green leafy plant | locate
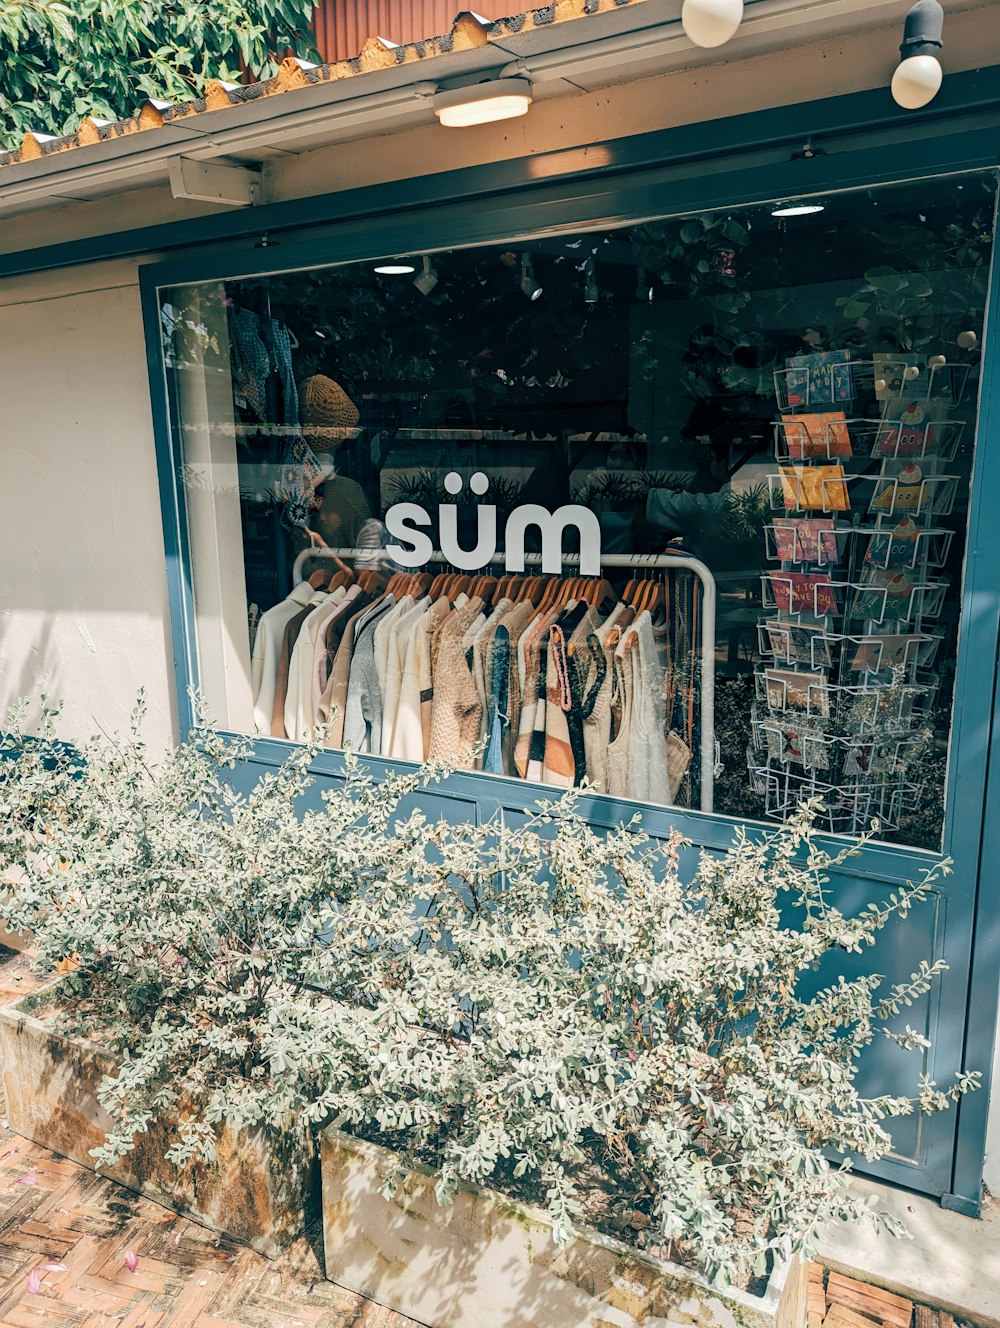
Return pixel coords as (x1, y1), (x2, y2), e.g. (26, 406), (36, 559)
(716, 483), (770, 543)
(0, 699), (978, 1288)
(0, 0), (318, 150)
(631, 213), (769, 401)
(576, 470), (691, 506)
(834, 190), (995, 352)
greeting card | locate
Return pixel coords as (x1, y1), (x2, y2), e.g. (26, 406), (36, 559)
(871, 463), (933, 516)
(873, 353), (923, 400)
(780, 413), (852, 460)
(765, 667), (830, 716)
(773, 518), (839, 564)
(780, 464), (850, 512)
(768, 572), (838, 616)
(865, 517), (921, 569)
(852, 569), (917, 621)
(762, 720), (831, 770)
(765, 620), (832, 667)
(785, 351), (854, 406)
(850, 634), (918, 673)
(874, 400), (944, 459)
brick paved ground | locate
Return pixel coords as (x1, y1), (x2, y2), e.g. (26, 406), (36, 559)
(0, 1118), (420, 1327)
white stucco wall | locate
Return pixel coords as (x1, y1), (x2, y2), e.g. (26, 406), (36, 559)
(0, 262), (176, 750)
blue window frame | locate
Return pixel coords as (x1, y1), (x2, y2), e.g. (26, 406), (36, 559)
(132, 74), (1000, 1213)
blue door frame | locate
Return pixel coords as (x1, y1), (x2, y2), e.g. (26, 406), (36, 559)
(114, 72), (1000, 1214)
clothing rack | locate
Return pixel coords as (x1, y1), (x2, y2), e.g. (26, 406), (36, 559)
(292, 547), (717, 814)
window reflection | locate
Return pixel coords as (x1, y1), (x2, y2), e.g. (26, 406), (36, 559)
(163, 173), (998, 850)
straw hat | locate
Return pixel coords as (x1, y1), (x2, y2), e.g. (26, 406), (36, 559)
(299, 374), (360, 446)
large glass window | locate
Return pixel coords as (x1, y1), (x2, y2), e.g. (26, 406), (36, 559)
(160, 172), (997, 849)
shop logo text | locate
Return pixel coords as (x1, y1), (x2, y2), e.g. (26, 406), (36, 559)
(385, 471), (601, 575)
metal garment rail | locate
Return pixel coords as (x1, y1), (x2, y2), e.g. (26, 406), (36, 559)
(292, 547), (717, 813)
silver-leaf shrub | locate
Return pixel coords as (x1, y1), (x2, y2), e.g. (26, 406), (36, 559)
(0, 697), (977, 1286)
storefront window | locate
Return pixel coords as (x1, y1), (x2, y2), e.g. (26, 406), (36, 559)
(159, 172), (998, 850)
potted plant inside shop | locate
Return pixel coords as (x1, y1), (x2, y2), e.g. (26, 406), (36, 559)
(0, 699), (976, 1320)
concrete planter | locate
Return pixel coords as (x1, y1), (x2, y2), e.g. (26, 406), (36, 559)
(0, 985), (313, 1258)
(321, 1126), (808, 1328)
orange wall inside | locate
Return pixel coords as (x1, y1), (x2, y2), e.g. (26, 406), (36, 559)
(313, 1), (492, 61)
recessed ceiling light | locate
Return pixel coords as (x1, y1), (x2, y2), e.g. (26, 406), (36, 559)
(771, 203), (826, 217)
(434, 78), (532, 128)
(374, 261), (416, 275)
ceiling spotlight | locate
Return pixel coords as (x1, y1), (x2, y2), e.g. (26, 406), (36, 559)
(413, 255), (439, 296)
(520, 255), (543, 301)
(374, 259), (416, 275)
(681, 0), (744, 48)
(771, 202), (826, 217)
(434, 77), (533, 128)
(891, 0), (944, 110)
(584, 257), (599, 305)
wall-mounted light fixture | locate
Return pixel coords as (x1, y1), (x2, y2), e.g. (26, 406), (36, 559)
(520, 255), (543, 301)
(434, 77), (533, 128)
(891, 0), (944, 110)
(681, 0), (744, 48)
(413, 255), (439, 296)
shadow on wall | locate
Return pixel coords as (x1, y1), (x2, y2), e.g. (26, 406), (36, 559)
(0, 613), (62, 730)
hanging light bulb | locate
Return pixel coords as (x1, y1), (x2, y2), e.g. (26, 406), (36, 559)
(520, 255), (543, 301)
(891, 0), (944, 110)
(584, 257), (599, 305)
(635, 267), (654, 303)
(681, 0), (743, 48)
(413, 255), (439, 296)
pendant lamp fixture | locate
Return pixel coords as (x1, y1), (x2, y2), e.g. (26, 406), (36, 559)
(681, 0), (744, 48)
(891, 0), (944, 110)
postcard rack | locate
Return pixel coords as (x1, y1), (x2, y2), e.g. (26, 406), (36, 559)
(747, 350), (970, 834)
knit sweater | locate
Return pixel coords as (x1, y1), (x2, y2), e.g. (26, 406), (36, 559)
(428, 598), (485, 769)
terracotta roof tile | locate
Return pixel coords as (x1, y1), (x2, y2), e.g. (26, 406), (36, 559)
(0, 1), (642, 170)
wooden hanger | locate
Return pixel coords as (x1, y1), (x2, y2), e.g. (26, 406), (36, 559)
(307, 568), (329, 589)
(428, 571), (450, 600)
(639, 574), (662, 617)
(538, 577), (560, 612)
(357, 570), (388, 595)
